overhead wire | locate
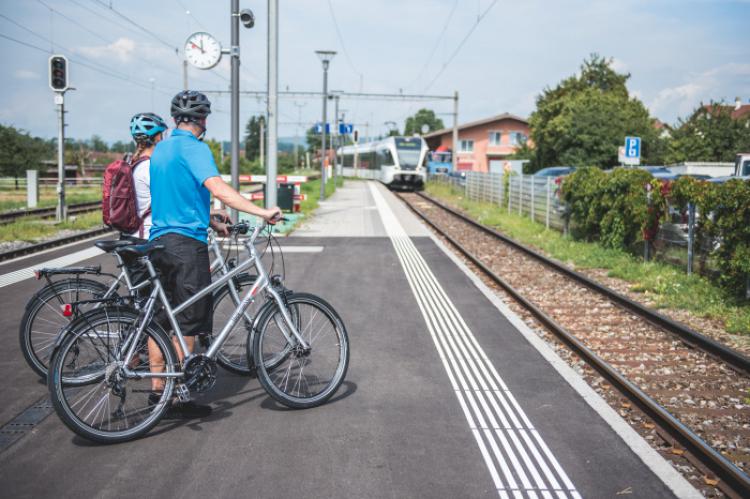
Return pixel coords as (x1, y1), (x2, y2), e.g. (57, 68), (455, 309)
(36, 0), (110, 44)
(90, 0), (179, 54)
(422, 0), (498, 92)
(0, 28), (171, 95)
(405, 0), (458, 90)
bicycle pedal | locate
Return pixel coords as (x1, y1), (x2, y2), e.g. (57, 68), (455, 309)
(175, 384), (191, 403)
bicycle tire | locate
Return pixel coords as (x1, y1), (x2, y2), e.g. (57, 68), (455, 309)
(208, 273), (262, 375)
(253, 292), (349, 409)
(20, 277), (111, 379)
(48, 307), (178, 444)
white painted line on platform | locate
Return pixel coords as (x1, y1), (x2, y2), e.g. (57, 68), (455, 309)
(0, 246), (104, 289)
(219, 244), (324, 253)
(428, 232), (702, 499)
(369, 183), (579, 498)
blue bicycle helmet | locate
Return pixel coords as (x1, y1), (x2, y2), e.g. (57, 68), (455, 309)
(130, 112), (167, 140)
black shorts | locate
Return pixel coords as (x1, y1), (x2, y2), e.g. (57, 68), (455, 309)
(152, 233), (212, 336)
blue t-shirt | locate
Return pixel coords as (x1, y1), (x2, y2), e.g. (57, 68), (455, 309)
(149, 129), (220, 243)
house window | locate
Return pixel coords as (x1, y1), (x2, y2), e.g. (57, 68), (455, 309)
(459, 140), (474, 153)
(509, 132), (527, 146)
(489, 131), (502, 146)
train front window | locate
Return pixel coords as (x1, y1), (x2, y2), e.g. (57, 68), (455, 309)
(395, 137), (423, 170)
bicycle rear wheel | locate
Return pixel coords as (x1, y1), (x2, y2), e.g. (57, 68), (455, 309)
(253, 293), (349, 409)
(19, 278), (110, 379)
(48, 307), (178, 444)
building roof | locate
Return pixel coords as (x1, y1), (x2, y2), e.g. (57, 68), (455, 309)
(423, 112), (528, 139)
(703, 103), (750, 120)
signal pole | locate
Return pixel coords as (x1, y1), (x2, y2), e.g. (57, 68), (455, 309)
(333, 93), (340, 187)
(452, 91), (459, 174)
(229, 0), (240, 220)
(55, 93), (66, 222)
(265, 0), (279, 208)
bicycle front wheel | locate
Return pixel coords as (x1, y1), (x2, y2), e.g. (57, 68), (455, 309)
(20, 278), (110, 379)
(48, 307), (178, 444)
(253, 293), (349, 409)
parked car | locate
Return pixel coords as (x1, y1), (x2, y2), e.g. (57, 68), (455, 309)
(534, 166), (576, 177)
(709, 153), (750, 183)
(637, 166), (678, 181)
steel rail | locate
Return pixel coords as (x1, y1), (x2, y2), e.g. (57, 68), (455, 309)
(0, 201), (101, 225)
(415, 191), (750, 375)
(400, 194), (750, 496)
(0, 227), (113, 263)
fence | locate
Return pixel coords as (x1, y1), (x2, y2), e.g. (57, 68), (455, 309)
(463, 172), (567, 231)
(432, 171), (704, 276)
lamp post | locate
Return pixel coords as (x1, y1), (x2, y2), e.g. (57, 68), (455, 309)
(315, 50), (336, 200)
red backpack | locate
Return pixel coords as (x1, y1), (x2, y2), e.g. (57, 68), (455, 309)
(102, 154), (150, 237)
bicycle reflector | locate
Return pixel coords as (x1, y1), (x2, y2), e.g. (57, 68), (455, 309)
(60, 303), (74, 317)
(34, 270), (41, 280)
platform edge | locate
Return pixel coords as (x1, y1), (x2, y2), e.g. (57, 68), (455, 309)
(425, 231), (702, 499)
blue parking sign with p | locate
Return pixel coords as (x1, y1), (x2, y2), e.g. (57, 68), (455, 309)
(625, 136), (641, 158)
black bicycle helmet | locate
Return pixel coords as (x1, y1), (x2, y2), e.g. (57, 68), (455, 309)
(170, 90), (212, 123)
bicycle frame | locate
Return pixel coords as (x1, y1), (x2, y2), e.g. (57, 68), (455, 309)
(120, 223), (307, 379)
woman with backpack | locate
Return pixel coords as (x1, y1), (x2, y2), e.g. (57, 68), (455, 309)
(124, 112), (167, 242)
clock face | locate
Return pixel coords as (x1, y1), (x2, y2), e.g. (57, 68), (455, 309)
(185, 32), (222, 70)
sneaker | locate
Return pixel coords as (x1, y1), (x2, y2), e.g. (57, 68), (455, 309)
(162, 400), (212, 420)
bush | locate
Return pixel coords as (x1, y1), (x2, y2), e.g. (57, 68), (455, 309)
(671, 177), (750, 297)
(562, 167), (666, 249)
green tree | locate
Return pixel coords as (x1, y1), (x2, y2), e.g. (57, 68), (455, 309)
(88, 134), (109, 152)
(665, 104), (750, 164)
(306, 126), (322, 153)
(244, 115), (264, 160)
(404, 109), (444, 136)
(203, 138), (226, 173)
(0, 124), (50, 183)
(528, 54), (657, 171)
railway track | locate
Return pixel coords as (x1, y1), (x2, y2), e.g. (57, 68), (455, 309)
(0, 226), (113, 263)
(399, 191), (750, 497)
(0, 201), (101, 225)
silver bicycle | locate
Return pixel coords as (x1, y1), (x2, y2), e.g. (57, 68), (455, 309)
(20, 228), (259, 379)
(47, 221), (349, 443)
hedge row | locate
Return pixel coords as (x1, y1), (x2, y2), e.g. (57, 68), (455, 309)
(561, 167), (750, 297)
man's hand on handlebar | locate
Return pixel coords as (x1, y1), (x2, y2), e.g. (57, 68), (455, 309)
(210, 209), (232, 237)
(263, 206), (283, 224)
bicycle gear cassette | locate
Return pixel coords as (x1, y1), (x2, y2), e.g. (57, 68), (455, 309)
(183, 354), (217, 392)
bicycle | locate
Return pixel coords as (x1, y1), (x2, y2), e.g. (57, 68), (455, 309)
(47, 220), (349, 443)
(20, 229), (260, 379)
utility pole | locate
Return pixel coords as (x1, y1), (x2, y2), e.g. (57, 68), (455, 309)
(182, 59), (188, 90)
(293, 101), (306, 169)
(259, 117), (265, 169)
(55, 94), (66, 222)
(333, 93), (340, 187)
(229, 0), (241, 220)
(452, 90), (459, 174)
(265, 0), (279, 208)
(315, 51), (336, 200)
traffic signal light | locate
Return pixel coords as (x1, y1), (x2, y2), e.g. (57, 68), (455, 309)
(353, 129), (359, 143)
(49, 55), (69, 92)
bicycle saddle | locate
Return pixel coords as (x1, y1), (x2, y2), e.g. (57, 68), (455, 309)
(94, 240), (134, 253)
(116, 242), (165, 259)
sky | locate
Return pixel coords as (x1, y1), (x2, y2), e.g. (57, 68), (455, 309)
(1, 0), (749, 145)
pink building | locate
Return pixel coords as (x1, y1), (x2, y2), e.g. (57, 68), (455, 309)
(424, 113), (530, 172)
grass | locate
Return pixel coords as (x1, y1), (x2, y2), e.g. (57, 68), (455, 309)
(0, 211), (104, 244)
(0, 186), (101, 213)
(426, 181), (750, 335)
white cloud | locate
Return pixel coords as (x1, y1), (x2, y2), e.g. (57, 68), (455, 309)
(77, 37), (136, 63)
(609, 57), (629, 74)
(648, 63), (750, 122)
(13, 69), (39, 80)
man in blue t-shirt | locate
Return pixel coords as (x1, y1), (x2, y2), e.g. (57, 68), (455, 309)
(148, 90), (280, 418)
